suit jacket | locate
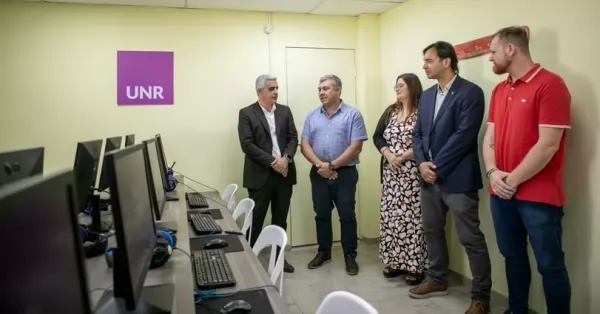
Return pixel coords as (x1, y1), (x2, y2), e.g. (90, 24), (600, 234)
(412, 76), (485, 193)
(237, 102), (298, 189)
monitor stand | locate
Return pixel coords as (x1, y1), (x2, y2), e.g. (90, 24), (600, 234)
(95, 284), (174, 314)
(88, 194), (111, 233)
(165, 191), (179, 202)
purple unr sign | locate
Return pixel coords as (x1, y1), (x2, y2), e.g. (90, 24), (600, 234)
(117, 51), (174, 105)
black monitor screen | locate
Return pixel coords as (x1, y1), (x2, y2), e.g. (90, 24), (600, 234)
(0, 171), (91, 314)
(105, 144), (156, 310)
(154, 134), (169, 191)
(98, 136), (123, 191)
(144, 139), (166, 220)
(106, 136), (123, 153)
(73, 140), (103, 213)
(125, 134), (135, 147)
(0, 147), (44, 187)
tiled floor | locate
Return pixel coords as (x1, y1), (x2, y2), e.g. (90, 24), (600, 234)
(261, 240), (511, 314)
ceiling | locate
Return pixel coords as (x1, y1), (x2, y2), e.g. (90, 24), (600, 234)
(5, 0), (406, 16)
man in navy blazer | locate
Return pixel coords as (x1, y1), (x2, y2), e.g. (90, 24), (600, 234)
(408, 41), (492, 314)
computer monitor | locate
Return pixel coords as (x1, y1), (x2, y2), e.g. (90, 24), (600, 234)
(107, 136), (124, 151)
(0, 170), (91, 314)
(125, 134), (135, 147)
(154, 134), (171, 192)
(73, 140), (103, 212)
(143, 138), (166, 220)
(98, 136), (123, 191)
(73, 139), (107, 232)
(104, 144), (164, 312)
(0, 147), (44, 187)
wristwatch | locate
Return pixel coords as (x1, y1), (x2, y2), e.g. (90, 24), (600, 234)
(329, 162), (336, 170)
(283, 154), (292, 163)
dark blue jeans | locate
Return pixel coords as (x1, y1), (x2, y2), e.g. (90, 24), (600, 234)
(490, 195), (571, 314)
(310, 166), (358, 257)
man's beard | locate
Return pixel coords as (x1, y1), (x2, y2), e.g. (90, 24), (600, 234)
(492, 62), (509, 75)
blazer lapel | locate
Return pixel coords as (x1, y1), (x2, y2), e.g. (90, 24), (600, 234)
(426, 91), (436, 135)
(274, 105), (285, 141)
(253, 103), (270, 135)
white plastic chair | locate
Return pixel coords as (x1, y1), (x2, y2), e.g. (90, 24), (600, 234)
(221, 183), (238, 213)
(232, 198), (254, 237)
(316, 291), (378, 314)
(251, 225), (287, 295)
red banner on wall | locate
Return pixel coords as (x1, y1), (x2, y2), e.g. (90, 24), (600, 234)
(454, 26), (530, 60)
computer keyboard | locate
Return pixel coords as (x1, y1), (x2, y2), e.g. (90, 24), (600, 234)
(194, 249), (236, 289)
(189, 212), (222, 235)
(186, 192), (209, 208)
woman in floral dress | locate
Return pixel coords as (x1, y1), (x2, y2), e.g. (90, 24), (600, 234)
(372, 73), (427, 285)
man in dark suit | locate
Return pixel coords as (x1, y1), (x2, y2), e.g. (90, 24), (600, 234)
(238, 74), (298, 273)
(408, 42), (492, 314)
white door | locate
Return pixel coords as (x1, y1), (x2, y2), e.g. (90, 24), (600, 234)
(285, 47), (358, 247)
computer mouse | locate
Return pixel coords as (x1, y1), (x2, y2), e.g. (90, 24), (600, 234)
(220, 300), (251, 314)
(204, 238), (228, 250)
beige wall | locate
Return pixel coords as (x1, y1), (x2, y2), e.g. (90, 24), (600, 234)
(380, 0), (599, 312)
(0, 2), (384, 239)
(356, 14), (382, 238)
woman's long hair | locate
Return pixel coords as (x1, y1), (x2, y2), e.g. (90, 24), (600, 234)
(382, 73), (423, 125)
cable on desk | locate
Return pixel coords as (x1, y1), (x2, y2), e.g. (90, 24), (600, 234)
(89, 284), (113, 295)
(174, 176), (227, 207)
(87, 230), (116, 241)
(177, 180), (224, 207)
(173, 170), (219, 192)
(172, 247), (193, 264)
(193, 284), (280, 304)
(174, 247), (278, 304)
(103, 221), (113, 230)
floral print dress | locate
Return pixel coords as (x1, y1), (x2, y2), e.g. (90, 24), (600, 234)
(379, 109), (428, 274)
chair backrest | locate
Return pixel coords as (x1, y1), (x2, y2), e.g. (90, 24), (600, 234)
(251, 225), (287, 295)
(221, 183), (238, 213)
(316, 291), (378, 314)
(232, 198), (254, 236)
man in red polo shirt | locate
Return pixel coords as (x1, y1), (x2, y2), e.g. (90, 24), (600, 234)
(483, 26), (571, 314)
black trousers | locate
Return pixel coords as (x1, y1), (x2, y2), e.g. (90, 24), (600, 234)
(310, 166), (358, 257)
(247, 172), (293, 247)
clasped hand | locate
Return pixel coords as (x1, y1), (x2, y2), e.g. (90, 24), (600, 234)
(385, 151), (406, 172)
(271, 157), (288, 177)
(316, 162), (337, 180)
(489, 170), (517, 199)
(418, 162), (437, 184)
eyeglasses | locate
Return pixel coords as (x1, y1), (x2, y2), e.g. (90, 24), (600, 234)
(393, 84), (405, 92)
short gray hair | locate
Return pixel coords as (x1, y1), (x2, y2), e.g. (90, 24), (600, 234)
(256, 74), (277, 91)
(319, 74), (342, 90)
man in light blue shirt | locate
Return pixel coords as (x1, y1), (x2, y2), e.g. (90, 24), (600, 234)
(300, 74), (368, 276)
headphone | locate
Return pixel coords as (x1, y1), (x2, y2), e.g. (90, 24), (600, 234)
(79, 225), (109, 258)
(105, 228), (177, 269)
(151, 228), (177, 269)
(166, 167), (177, 192)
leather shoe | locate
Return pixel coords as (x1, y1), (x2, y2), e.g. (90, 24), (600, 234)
(345, 256), (359, 275)
(465, 300), (490, 314)
(283, 259), (294, 273)
(308, 252), (332, 269)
